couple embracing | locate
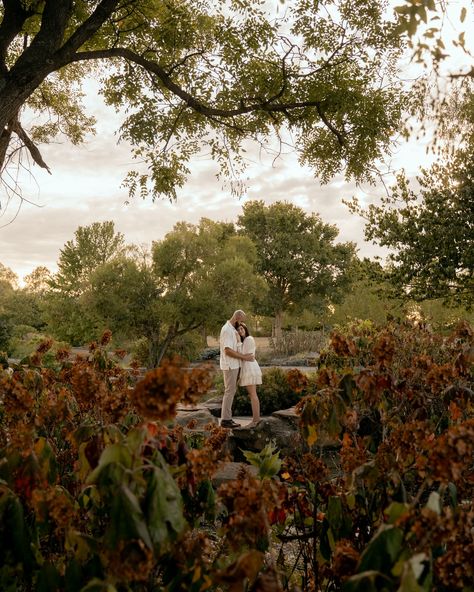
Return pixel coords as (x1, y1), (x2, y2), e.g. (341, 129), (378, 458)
(219, 309), (262, 429)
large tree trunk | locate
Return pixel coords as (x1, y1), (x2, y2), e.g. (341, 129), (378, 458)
(0, 0), (121, 170)
(273, 310), (283, 340)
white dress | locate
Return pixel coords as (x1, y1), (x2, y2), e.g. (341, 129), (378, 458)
(239, 336), (262, 386)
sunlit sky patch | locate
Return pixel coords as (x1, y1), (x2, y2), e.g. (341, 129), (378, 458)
(0, 0), (472, 282)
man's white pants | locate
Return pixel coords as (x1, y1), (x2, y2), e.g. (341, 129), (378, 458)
(221, 368), (240, 420)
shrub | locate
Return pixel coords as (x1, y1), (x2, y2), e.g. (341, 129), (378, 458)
(0, 322), (473, 591)
(8, 329), (70, 366)
(232, 367), (307, 415)
(167, 330), (205, 361)
(195, 346), (220, 361)
(0, 316), (12, 352)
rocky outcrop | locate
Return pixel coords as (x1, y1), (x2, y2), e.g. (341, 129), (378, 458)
(175, 407), (218, 429)
(227, 407), (341, 466)
(227, 408), (302, 461)
(174, 404), (341, 475)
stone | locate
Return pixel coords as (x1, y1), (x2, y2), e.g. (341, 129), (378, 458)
(211, 461), (258, 487)
(272, 406), (300, 428)
(174, 408), (217, 429)
(228, 416), (303, 461)
(200, 394), (223, 417)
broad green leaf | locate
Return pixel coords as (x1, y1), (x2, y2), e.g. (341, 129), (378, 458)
(343, 569), (391, 592)
(125, 426), (147, 454)
(1, 491), (35, 572)
(396, 553), (429, 592)
(327, 496), (343, 538)
(86, 444), (132, 484)
(357, 525), (404, 573)
(385, 501), (410, 524)
(425, 491), (440, 515)
(339, 373), (354, 404)
(242, 441), (281, 479)
(104, 484), (153, 550)
(447, 482), (457, 508)
(80, 579), (117, 592)
(144, 459), (186, 549)
(37, 562), (62, 592)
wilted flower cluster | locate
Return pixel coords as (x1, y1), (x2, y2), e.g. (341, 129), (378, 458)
(31, 485), (76, 533)
(129, 357), (189, 420)
(186, 425), (229, 485)
(286, 368), (309, 393)
(331, 539), (360, 582)
(330, 331), (358, 357)
(0, 372), (34, 417)
(129, 356), (214, 421)
(101, 539), (154, 583)
(218, 471), (286, 550)
(180, 363), (214, 406)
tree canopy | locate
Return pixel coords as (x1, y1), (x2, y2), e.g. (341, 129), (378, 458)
(0, 0), (405, 206)
(84, 218), (265, 366)
(237, 200), (356, 335)
(349, 161), (474, 307)
(51, 220), (125, 296)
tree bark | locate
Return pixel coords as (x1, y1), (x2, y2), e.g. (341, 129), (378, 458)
(273, 310), (283, 340)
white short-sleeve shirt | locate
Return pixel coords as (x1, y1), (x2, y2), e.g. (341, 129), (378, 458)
(219, 320), (240, 370)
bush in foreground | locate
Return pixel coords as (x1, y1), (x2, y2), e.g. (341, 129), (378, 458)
(0, 321), (472, 591)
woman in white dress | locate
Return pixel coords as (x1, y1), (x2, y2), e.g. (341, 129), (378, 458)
(237, 322), (261, 426)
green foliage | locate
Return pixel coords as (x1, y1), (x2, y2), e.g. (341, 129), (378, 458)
(0, 263), (18, 288)
(0, 316), (12, 352)
(0, 0), (407, 201)
(52, 221), (126, 297)
(166, 330), (205, 361)
(237, 200), (357, 332)
(232, 367), (305, 415)
(348, 162), (474, 306)
(8, 331), (69, 366)
(243, 441), (282, 479)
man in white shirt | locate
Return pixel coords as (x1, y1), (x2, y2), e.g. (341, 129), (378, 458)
(219, 309), (254, 428)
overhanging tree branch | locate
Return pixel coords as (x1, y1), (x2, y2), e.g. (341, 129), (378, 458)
(65, 46), (346, 145)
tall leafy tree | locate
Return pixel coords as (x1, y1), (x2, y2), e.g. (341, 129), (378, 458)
(0, 0), (405, 206)
(51, 220), (125, 296)
(85, 218), (265, 366)
(237, 200), (356, 336)
(0, 262), (18, 288)
(45, 221), (125, 344)
(150, 218), (265, 364)
(348, 161), (474, 306)
(85, 254), (163, 366)
(23, 266), (52, 294)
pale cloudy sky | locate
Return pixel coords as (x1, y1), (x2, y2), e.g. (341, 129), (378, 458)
(0, 87), (432, 281)
(0, 1), (470, 282)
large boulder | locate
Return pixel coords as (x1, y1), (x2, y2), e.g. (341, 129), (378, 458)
(175, 407), (218, 429)
(228, 409), (302, 461)
(228, 407), (341, 465)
